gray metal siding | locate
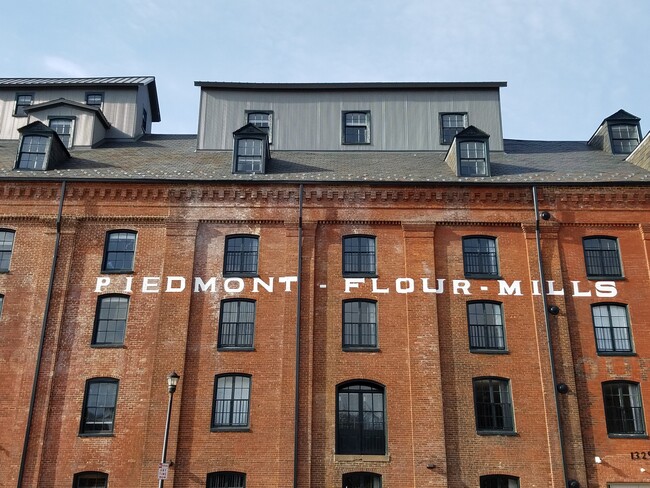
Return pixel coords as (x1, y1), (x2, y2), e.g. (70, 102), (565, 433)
(198, 89), (504, 151)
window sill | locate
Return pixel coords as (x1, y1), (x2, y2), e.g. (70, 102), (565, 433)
(587, 276), (625, 281)
(79, 433), (115, 438)
(470, 349), (509, 355)
(211, 427), (251, 432)
(223, 273), (259, 278)
(597, 351), (635, 357)
(100, 270), (135, 275)
(608, 433), (648, 439)
(12, 114), (28, 118)
(476, 430), (518, 436)
(91, 344), (126, 349)
(343, 347), (380, 353)
(217, 347), (255, 352)
(335, 454), (390, 462)
(342, 273), (378, 278)
(341, 142), (371, 146)
(464, 275), (502, 280)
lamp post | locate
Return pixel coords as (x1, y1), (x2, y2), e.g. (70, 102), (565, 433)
(159, 372), (180, 488)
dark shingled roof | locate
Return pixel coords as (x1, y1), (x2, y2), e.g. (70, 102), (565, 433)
(0, 135), (648, 185)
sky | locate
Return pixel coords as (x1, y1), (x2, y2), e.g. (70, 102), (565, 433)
(2, 0), (648, 142)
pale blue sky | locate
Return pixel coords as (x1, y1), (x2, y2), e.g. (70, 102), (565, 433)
(2, 0), (648, 141)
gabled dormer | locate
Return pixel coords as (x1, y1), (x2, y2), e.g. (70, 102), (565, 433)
(14, 121), (70, 171)
(445, 125), (491, 177)
(23, 98), (111, 148)
(588, 109), (642, 155)
(232, 124), (270, 174)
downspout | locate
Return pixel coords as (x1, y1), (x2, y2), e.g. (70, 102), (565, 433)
(532, 185), (570, 487)
(293, 184), (304, 488)
(17, 180), (66, 488)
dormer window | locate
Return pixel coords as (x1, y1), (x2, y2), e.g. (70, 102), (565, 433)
(342, 111), (370, 144)
(446, 125), (491, 177)
(232, 124), (270, 174)
(14, 121), (70, 171)
(610, 124), (640, 154)
(85, 93), (104, 108)
(49, 118), (74, 148)
(247, 111), (273, 143)
(441, 113), (467, 144)
(14, 94), (33, 116)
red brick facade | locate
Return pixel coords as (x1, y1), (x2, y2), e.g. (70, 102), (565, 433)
(1, 181), (649, 487)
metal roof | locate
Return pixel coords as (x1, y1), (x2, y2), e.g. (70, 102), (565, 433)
(194, 81), (508, 90)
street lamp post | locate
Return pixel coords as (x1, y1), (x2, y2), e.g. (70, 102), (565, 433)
(159, 372), (180, 488)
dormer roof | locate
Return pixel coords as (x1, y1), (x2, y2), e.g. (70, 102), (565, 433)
(24, 98), (111, 128)
(455, 125), (490, 139)
(604, 109), (640, 122)
(233, 123), (268, 137)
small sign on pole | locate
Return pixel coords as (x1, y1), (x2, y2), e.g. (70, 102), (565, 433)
(158, 463), (169, 480)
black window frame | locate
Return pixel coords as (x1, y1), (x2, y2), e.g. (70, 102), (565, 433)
(342, 471), (382, 488)
(467, 301), (506, 352)
(73, 471), (108, 488)
(92, 294), (130, 347)
(462, 236), (499, 278)
(142, 108), (148, 134)
(14, 93), (33, 117)
(459, 140), (489, 176)
(336, 381), (386, 455)
(211, 374), (252, 430)
(609, 123), (640, 154)
(583, 236), (623, 279)
(49, 116), (74, 148)
(223, 235), (259, 276)
(80, 378), (119, 435)
(342, 111), (371, 145)
(0, 229), (16, 272)
(85, 92), (104, 108)
(342, 299), (378, 350)
(440, 112), (468, 145)
(0, 294), (4, 319)
(101, 230), (137, 273)
(480, 475), (520, 488)
(342, 235), (376, 276)
(218, 299), (256, 350)
(234, 138), (264, 173)
(473, 377), (515, 434)
(602, 381), (646, 436)
(206, 471), (246, 488)
(16, 134), (50, 170)
(246, 110), (273, 143)
(591, 303), (633, 354)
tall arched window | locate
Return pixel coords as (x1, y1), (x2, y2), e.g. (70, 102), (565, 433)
(337, 381), (386, 455)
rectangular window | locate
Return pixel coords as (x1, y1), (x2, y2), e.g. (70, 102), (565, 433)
(473, 378), (514, 433)
(463, 236), (499, 277)
(592, 304), (632, 353)
(224, 235), (259, 275)
(207, 472), (246, 488)
(459, 141), (488, 176)
(343, 300), (378, 349)
(14, 94), (32, 116)
(17, 135), (49, 170)
(0, 230), (15, 272)
(218, 300), (255, 349)
(93, 295), (129, 346)
(80, 379), (118, 434)
(212, 375), (251, 428)
(247, 111), (272, 142)
(441, 113), (467, 144)
(102, 231), (137, 273)
(468, 302), (505, 351)
(85, 93), (104, 108)
(610, 124), (640, 154)
(603, 382), (645, 435)
(343, 236), (376, 275)
(583, 237), (622, 278)
(235, 139), (263, 173)
(49, 118), (73, 148)
(480, 475), (519, 488)
(343, 111), (370, 144)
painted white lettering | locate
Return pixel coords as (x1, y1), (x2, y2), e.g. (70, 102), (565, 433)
(395, 278), (414, 294)
(252, 277), (274, 293)
(345, 278), (365, 293)
(546, 281), (565, 296)
(571, 281), (591, 297)
(142, 277), (160, 293)
(194, 277), (217, 293)
(95, 276), (111, 293)
(453, 280), (471, 295)
(125, 276), (133, 293)
(279, 276), (298, 292)
(531, 280), (541, 296)
(165, 276), (186, 293)
(498, 280), (523, 296)
(224, 278), (245, 293)
(595, 281), (617, 298)
(371, 278), (389, 294)
(422, 278), (445, 294)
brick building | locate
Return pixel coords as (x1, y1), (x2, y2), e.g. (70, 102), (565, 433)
(0, 78), (649, 488)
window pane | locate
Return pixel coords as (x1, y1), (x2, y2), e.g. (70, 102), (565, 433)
(441, 113), (466, 144)
(463, 237), (498, 276)
(603, 382), (645, 434)
(236, 139), (263, 173)
(82, 380), (118, 434)
(343, 236), (376, 275)
(224, 236), (259, 274)
(343, 301), (377, 348)
(103, 231), (136, 272)
(214, 375), (250, 427)
(219, 300), (255, 348)
(342, 472), (382, 488)
(474, 378), (514, 432)
(18, 135), (49, 169)
(74, 472), (108, 488)
(583, 237), (622, 277)
(611, 124), (639, 154)
(344, 112), (370, 144)
(94, 296), (129, 345)
(468, 302), (505, 350)
(0, 230), (15, 272)
(207, 472), (246, 488)
(337, 383), (385, 454)
(592, 304), (631, 353)
(49, 118), (72, 147)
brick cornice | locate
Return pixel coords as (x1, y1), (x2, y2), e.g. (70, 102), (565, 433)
(539, 189), (650, 207)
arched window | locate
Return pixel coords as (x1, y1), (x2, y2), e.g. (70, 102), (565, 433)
(207, 471), (246, 487)
(342, 472), (381, 488)
(93, 295), (129, 346)
(337, 381), (385, 455)
(73, 471), (108, 488)
(102, 230), (137, 273)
